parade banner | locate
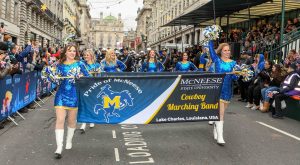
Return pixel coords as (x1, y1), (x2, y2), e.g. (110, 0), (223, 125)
(0, 76), (13, 121)
(77, 73), (225, 124)
(12, 72), (37, 113)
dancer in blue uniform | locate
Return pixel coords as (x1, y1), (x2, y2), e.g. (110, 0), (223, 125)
(80, 49), (101, 133)
(175, 52), (198, 72)
(140, 50), (164, 72)
(208, 40), (239, 146)
(43, 44), (90, 159)
(101, 49), (126, 72)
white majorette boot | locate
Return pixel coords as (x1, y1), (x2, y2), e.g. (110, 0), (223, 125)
(213, 123), (217, 140)
(89, 123), (95, 128)
(80, 123), (86, 134)
(208, 121), (214, 125)
(54, 129), (64, 159)
(215, 121), (225, 146)
(65, 127), (75, 149)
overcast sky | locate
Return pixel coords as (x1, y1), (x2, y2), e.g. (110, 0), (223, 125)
(87, 0), (144, 31)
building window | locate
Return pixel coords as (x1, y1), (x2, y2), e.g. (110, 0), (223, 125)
(13, 1), (19, 24)
(5, 0), (11, 20)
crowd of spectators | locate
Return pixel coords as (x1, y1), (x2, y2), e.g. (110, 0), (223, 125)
(0, 34), (61, 79)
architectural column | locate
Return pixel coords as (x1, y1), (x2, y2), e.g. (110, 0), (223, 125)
(43, 37), (47, 48)
(19, 0), (28, 45)
(36, 34), (40, 43)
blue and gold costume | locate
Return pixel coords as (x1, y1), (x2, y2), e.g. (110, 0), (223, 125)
(175, 61), (198, 72)
(208, 41), (238, 102)
(198, 52), (208, 71)
(141, 61), (165, 72)
(100, 60), (126, 72)
(82, 61), (101, 73)
(44, 61), (90, 110)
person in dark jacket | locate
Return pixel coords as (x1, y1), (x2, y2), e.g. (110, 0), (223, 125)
(157, 48), (171, 71)
(118, 48), (134, 72)
(260, 64), (286, 112)
(269, 63), (300, 118)
(246, 58), (271, 110)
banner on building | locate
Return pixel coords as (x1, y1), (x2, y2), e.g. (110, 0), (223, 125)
(77, 73), (225, 124)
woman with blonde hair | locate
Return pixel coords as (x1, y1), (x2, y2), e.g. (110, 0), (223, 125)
(208, 40), (239, 146)
(79, 49), (101, 133)
(101, 49), (126, 72)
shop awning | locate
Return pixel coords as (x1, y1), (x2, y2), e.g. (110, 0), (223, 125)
(163, 0), (300, 27)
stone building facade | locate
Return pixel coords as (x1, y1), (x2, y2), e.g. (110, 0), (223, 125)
(144, 0), (207, 51)
(135, 0), (152, 52)
(90, 13), (124, 49)
(1, 0), (64, 47)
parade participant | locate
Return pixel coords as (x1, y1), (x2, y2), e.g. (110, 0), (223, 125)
(118, 47), (134, 72)
(141, 50), (164, 72)
(79, 49), (101, 133)
(97, 48), (107, 63)
(208, 39), (239, 146)
(43, 43), (90, 159)
(101, 49), (126, 72)
(174, 52), (198, 72)
(157, 48), (171, 71)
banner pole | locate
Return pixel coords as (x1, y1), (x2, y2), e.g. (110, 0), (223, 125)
(8, 116), (18, 126)
(16, 112), (26, 120)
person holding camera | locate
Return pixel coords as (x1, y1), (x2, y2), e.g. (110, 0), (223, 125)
(8, 40), (33, 74)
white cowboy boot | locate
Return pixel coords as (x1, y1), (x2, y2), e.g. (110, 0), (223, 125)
(65, 127), (75, 149)
(208, 121), (214, 125)
(89, 123), (95, 128)
(80, 123), (86, 134)
(215, 121), (225, 146)
(213, 123), (217, 140)
(54, 129), (64, 159)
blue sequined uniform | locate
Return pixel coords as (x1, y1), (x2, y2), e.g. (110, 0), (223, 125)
(54, 61), (90, 110)
(209, 41), (238, 102)
(199, 52), (208, 71)
(100, 60), (126, 72)
(175, 61), (198, 72)
(82, 61), (101, 73)
(141, 61), (165, 72)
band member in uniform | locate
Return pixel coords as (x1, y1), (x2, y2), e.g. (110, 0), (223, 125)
(118, 47), (134, 72)
(80, 49), (101, 133)
(101, 49), (126, 72)
(157, 48), (171, 71)
(43, 43), (91, 159)
(174, 52), (198, 72)
(141, 50), (164, 72)
(208, 40), (239, 146)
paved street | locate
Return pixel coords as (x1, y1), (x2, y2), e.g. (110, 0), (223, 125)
(0, 96), (299, 165)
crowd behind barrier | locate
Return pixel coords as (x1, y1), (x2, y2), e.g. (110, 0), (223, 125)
(0, 71), (56, 122)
